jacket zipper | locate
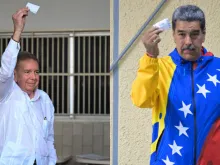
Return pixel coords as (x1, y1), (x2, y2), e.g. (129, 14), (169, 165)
(191, 64), (197, 165)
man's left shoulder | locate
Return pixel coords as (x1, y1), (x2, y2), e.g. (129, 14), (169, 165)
(38, 89), (52, 102)
(210, 56), (220, 64)
(213, 56), (220, 60)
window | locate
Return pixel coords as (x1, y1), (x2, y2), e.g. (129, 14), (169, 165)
(0, 31), (110, 116)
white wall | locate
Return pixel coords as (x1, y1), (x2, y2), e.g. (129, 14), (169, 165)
(0, 0), (109, 31)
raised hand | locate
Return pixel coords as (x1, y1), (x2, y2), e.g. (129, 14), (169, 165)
(142, 27), (163, 57)
(12, 7), (29, 42)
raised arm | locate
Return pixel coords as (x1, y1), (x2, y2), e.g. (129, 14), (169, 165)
(0, 8), (29, 101)
(131, 27), (163, 108)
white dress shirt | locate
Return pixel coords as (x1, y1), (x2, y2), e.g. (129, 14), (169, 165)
(0, 39), (57, 165)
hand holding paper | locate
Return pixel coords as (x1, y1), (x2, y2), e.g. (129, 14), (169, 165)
(141, 18), (170, 57)
(12, 7), (29, 42)
(153, 18), (171, 31)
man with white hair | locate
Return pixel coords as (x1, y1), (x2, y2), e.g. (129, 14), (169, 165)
(0, 8), (57, 165)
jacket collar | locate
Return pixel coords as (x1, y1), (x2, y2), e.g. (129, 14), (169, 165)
(169, 47), (214, 69)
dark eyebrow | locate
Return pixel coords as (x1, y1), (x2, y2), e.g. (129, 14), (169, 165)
(177, 30), (200, 33)
(190, 30), (200, 33)
(177, 30), (186, 33)
(23, 69), (39, 72)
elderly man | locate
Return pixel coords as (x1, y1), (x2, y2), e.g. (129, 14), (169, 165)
(131, 5), (220, 165)
(0, 8), (57, 165)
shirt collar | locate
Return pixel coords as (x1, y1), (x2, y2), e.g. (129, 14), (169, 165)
(23, 89), (41, 102)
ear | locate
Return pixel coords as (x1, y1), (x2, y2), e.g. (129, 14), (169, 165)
(202, 33), (206, 43)
(173, 30), (176, 43)
(14, 70), (18, 82)
(202, 29), (206, 43)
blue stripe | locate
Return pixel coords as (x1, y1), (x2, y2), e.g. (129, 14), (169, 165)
(113, 0), (119, 164)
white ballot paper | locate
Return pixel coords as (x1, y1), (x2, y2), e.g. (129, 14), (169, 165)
(26, 2), (40, 14)
(153, 18), (171, 30)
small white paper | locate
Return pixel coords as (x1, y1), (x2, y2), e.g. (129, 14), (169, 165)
(153, 18), (171, 30)
(26, 2), (40, 14)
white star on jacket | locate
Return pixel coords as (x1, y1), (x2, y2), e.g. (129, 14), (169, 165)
(196, 84), (211, 98)
(175, 121), (189, 137)
(169, 140), (183, 156)
(178, 101), (193, 118)
(162, 156), (175, 165)
(207, 73), (220, 86)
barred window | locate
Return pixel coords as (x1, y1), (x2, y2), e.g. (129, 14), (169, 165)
(0, 31), (110, 116)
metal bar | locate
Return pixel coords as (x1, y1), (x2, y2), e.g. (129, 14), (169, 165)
(57, 38), (60, 113)
(99, 36), (102, 114)
(46, 38), (49, 93)
(113, 0), (119, 164)
(69, 33), (74, 117)
(83, 36), (85, 114)
(0, 38), (2, 55)
(74, 31), (110, 37)
(62, 37), (65, 114)
(25, 36), (29, 52)
(0, 29), (109, 34)
(51, 38), (54, 104)
(93, 37), (96, 114)
(21, 38), (24, 51)
(88, 36), (91, 114)
(5, 39), (7, 52)
(104, 36), (107, 114)
(27, 36), (29, 52)
(31, 35), (34, 53)
(41, 38), (44, 92)
(39, 73), (110, 76)
(77, 37), (80, 114)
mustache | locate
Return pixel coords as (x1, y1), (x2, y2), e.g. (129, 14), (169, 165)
(182, 45), (195, 51)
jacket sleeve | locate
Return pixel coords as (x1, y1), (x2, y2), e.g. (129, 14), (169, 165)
(0, 39), (20, 102)
(131, 54), (159, 108)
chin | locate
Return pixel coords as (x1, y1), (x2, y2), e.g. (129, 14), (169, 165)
(182, 54), (199, 61)
(27, 87), (36, 92)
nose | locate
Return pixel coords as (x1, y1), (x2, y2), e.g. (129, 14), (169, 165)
(30, 72), (37, 80)
(185, 34), (192, 45)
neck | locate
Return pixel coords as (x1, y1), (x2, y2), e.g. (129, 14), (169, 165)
(28, 92), (35, 99)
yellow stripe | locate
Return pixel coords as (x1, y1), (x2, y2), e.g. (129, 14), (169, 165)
(151, 56), (176, 154)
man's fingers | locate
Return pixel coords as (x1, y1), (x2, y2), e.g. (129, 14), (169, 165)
(20, 11), (28, 18)
(148, 28), (163, 38)
(13, 7), (29, 18)
(154, 37), (161, 44)
(13, 11), (28, 22)
(148, 34), (159, 42)
(147, 26), (163, 34)
(142, 27), (163, 44)
(148, 26), (160, 33)
(17, 10), (29, 17)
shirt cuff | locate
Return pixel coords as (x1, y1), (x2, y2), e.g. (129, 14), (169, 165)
(145, 52), (157, 58)
(5, 39), (20, 56)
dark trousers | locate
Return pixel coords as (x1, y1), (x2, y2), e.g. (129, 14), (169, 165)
(33, 160), (37, 165)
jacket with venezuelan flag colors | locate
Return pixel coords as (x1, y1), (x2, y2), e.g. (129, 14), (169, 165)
(131, 48), (220, 165)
